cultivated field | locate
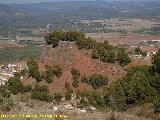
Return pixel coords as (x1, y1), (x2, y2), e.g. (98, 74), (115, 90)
(0, 40), (17, 47)
(81, 18), (159, 31)
(86, 32), (160, 46)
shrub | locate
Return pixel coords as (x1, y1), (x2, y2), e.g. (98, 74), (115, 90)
(81, 74), (88, 84)
(53, 65), (63, 78)
(0, 86), (15, 112)
(76, 37), (96, 50)
(152, 76), (160, 93)
(72, 81), (78, 88)
(45, 65), (53, 75)
(80, 90), (90, 98)
(71, 68), (80, 88)
(141, 51), (147, 57)
(91, 49), (99, 59)
(20, 69), (27, 76)
(65, 90), (72, 100)
(78, 98), (88, 108)
(8, 76), (24, 94)
(71, 68), (80, 79)
(34, 85), (49, 93)
(153, 96), (160, 113)
(45, 77), (53, 84)
(104, 66), (157, 111)
(89, 74), (108, 89)
(44, 31), (61, 48)
(152, 49), (160, 74)
(45, 31), (85, 48)
(24, 85), (32, 92)
(44, 65), (54, 83)
(0, 96), (16, 112)
(0, 86), (10, 98)
(31, 85), (53, 102)
(54, 92), (62, 103)
(92, 42), (116, 63)
(65, 81), (70, 89)
(31, 91), (53, 102)
(27, 58), (42, 82)
(135, 47), (142, 55)
(88, 91), (105, 108)
(34, 71), (42, 82)
(116, 48), (131, 66)
(76, 90), (81, 100)
(133, 47), (147, 57)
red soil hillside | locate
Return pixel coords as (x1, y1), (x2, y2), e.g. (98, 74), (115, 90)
(24, 41), (125, 94)
(126, 56), (152, 68)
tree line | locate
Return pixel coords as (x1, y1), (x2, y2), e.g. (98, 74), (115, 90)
(45, 30), (131, 66)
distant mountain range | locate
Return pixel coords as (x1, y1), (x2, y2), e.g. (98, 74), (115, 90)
(0, 4), (15, 15)
(0, 4), (24, 15)
(0, 0), (160, 18)
(0, 0), (159, 4)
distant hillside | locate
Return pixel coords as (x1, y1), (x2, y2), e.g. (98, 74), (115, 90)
(7, 1), (160, 18)
(0, 4), (15, 15)
(0, 0), (159, 4)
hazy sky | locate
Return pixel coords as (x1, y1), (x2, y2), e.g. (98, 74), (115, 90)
(0, 0), (157, 4)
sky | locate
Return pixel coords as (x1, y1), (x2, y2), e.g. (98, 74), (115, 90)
(0, 0), (157, 4)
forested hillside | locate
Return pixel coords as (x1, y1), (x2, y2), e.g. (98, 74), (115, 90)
(0, 30), (159, 120)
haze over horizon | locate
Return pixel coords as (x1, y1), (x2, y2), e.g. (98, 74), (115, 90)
(0, 0), (158, 4)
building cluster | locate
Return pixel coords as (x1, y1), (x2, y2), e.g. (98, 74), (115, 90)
(16, 37), (45, 46)
(46, 24), (53, 32)
(140, 40), (160, 56)
(0, 64), (27, 85)
(119, 39), (160, 57)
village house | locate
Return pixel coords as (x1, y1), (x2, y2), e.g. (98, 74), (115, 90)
(16, 37), (45, 46)
(141, 45), (158, 56)
(0, 76), (7, 85)
(0, 63), (27, 86)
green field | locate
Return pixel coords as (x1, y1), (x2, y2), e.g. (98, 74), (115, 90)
(0, 46), (43, 63)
